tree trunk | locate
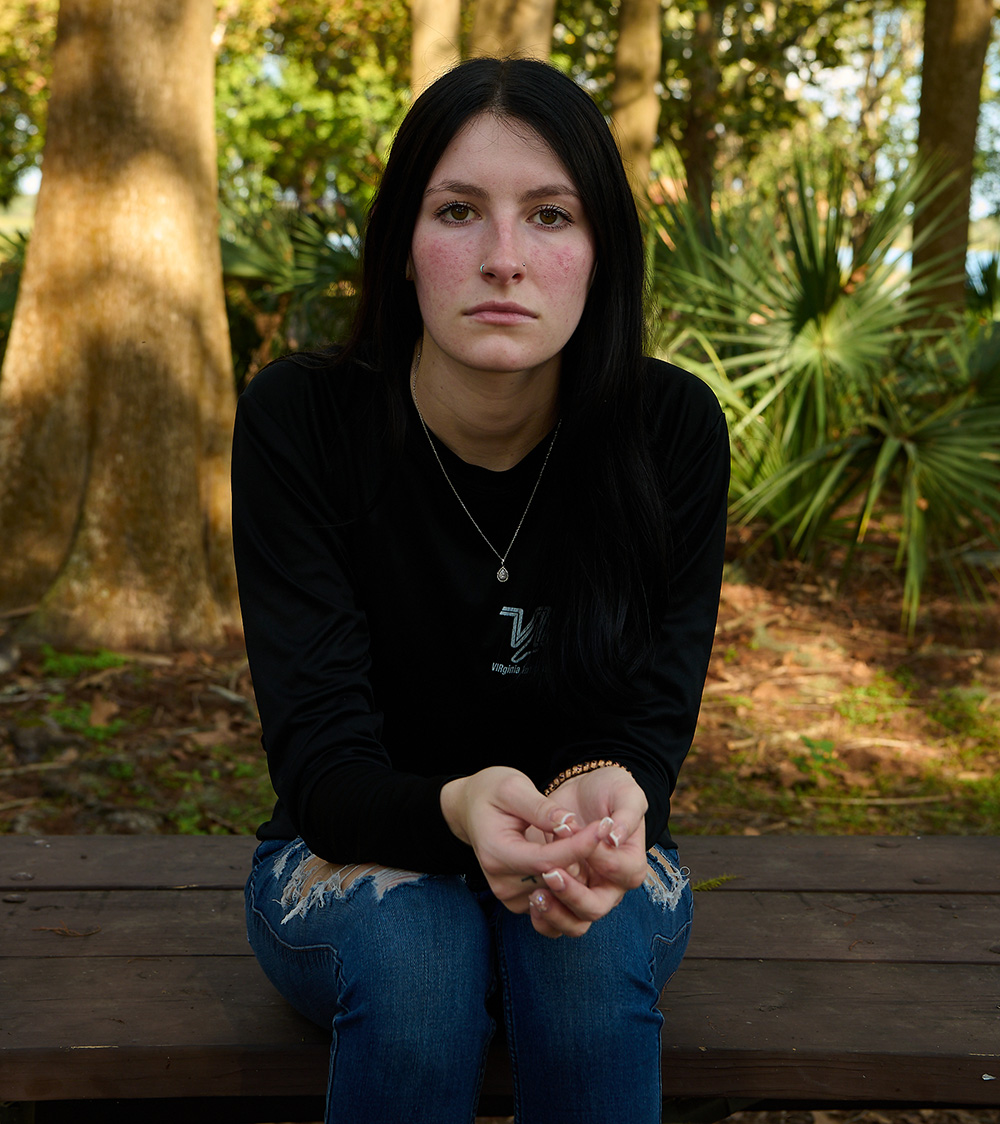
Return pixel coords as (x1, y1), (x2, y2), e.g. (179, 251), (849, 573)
(0, 0), (238, 650)
(678, 0), (724, 215)
(411, 0), (461, 96)
(468, 0), (556, 59)
(610, 0), (663, 202)
(912, 0), (995, 309)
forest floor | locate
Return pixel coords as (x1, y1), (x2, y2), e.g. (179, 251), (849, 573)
(2, 558), (999, 1124)
(2, 557), (998, 841)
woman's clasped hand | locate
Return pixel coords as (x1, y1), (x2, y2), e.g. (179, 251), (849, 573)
(440, 765), (648, 938)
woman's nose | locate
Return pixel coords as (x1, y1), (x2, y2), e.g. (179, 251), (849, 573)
(479, 223), (527, 283)
(479, 256), (527, 283)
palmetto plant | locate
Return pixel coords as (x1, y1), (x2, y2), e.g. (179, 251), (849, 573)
(220, 201), (361, 383)
(650, 157), (1000, 630)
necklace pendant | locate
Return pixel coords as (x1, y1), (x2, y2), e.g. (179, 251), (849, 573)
(497, 566), (509, 583)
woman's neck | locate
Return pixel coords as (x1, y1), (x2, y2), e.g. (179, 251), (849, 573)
(410, 346), (560, 471)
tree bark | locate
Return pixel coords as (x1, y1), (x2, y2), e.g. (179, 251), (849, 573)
(610, 0), (663, 202)
(468, 0), (556, 59)
(913, 0), (995, 309)
(678, 0), (724, 216)
(0, 0), (238, 650)
(411, 0), (461, 96)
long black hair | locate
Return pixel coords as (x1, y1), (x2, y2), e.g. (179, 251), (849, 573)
(339, 57), (670, 703)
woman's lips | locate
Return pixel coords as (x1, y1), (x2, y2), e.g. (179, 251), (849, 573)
(465, 301), (537, 325)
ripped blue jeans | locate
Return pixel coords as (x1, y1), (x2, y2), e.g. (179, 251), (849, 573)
(245, 838), (693, 1124)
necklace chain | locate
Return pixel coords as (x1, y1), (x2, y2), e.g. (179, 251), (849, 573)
(410, 347), (560, 583)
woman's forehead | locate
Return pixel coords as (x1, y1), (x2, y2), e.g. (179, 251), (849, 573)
(426, 113), (576, 190)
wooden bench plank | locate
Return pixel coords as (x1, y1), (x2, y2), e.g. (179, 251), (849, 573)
(657, 1048), (1000, 1106)
(682, 834), (1000, 893)
(4, 834), (999, 893)
(2, 889), (250, 957)
(2, 956), (997, 1104)
(659, 959), (1000, 1103)
(0, 835), (252, 892)
(690, 889), (1000, 962)
(5, 887), (1000, 963)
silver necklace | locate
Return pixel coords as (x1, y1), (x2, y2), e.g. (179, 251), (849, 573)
(410, 348), (561, 583)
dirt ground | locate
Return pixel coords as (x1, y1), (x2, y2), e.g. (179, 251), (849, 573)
(2, 559), (997, 839)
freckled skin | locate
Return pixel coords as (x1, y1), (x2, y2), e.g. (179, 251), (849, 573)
(409, 114), (596, 411)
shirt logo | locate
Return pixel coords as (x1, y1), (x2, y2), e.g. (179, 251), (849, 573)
(492, 605), (550, 676)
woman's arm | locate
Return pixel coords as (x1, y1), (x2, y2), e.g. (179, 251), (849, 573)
(543, 363), (731, 847)
(232, 362), (471, 872)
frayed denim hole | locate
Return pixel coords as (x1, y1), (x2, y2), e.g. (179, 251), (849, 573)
(643, 847), (690, 911)
(277, 851), (427, 924)
(270, 837), (307, 881)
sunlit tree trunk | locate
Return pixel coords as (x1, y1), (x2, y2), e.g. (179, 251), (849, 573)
(610, 0), (663, 203)
(678, 0), (724, 215)
(411, 0), (461, 96)
(468, 0), (556, 59)
(0, 0), (238, 650)
(912, 0), (995, 309)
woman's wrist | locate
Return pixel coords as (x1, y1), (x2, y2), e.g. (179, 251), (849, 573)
(439, 776), (471, 844)
(543, 759), (634, 797)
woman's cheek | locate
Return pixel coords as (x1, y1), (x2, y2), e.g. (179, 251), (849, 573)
(412, 230), (476, 289)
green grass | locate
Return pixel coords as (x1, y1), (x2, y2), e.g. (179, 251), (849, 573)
(40, 645), (128, 679)
(928, 686), (995, 741)
(47, 699), (127, 742)
(835, 671), (910, 727)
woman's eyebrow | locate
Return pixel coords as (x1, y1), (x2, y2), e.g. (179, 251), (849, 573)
(424, 180), (488, 198)
(423, 180), (580, 202)
(520, 184), (580, 202)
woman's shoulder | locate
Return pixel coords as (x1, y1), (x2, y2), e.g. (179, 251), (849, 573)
(239, 350), (376, 429)
(642, 355), (726, 439)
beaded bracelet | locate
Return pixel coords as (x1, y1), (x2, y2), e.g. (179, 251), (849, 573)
(543, 759), (634, 797)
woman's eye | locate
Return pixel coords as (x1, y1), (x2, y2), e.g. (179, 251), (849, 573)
(436, 202), (475, 223)
(533, 207), (572, 227)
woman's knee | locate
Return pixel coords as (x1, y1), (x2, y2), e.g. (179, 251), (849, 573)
(495, 852), (693, 1026)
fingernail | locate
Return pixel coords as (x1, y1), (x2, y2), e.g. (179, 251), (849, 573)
(608, 821), (627, 848)
(531, 890), (549, 913)
(598, 816), (614, 839)
(552, 811), (576, 836)
(542, 869), (566, 892)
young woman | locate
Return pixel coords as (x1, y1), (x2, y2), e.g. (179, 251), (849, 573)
(232, 57), (729, 1124)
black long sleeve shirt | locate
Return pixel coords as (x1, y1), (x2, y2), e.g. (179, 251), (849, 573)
(231, 355), (729, 874)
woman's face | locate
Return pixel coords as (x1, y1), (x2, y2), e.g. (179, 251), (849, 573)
(408, 113), (596, 382)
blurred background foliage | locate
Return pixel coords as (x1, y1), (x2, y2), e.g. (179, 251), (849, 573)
(0, 0), (998, 628)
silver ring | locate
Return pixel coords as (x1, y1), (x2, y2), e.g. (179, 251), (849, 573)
(480, 263), (485, 274)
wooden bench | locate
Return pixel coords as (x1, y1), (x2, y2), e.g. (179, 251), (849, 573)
(2, 834), (998, 1123)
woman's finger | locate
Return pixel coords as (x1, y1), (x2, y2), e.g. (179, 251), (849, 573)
(482, 767), (584, 839)
(482, 821), (603, 889)
(528, 888), (592, 938)
(540, 866), (627, 923)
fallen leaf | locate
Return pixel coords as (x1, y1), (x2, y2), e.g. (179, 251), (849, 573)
(88, 693), (120, 727)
